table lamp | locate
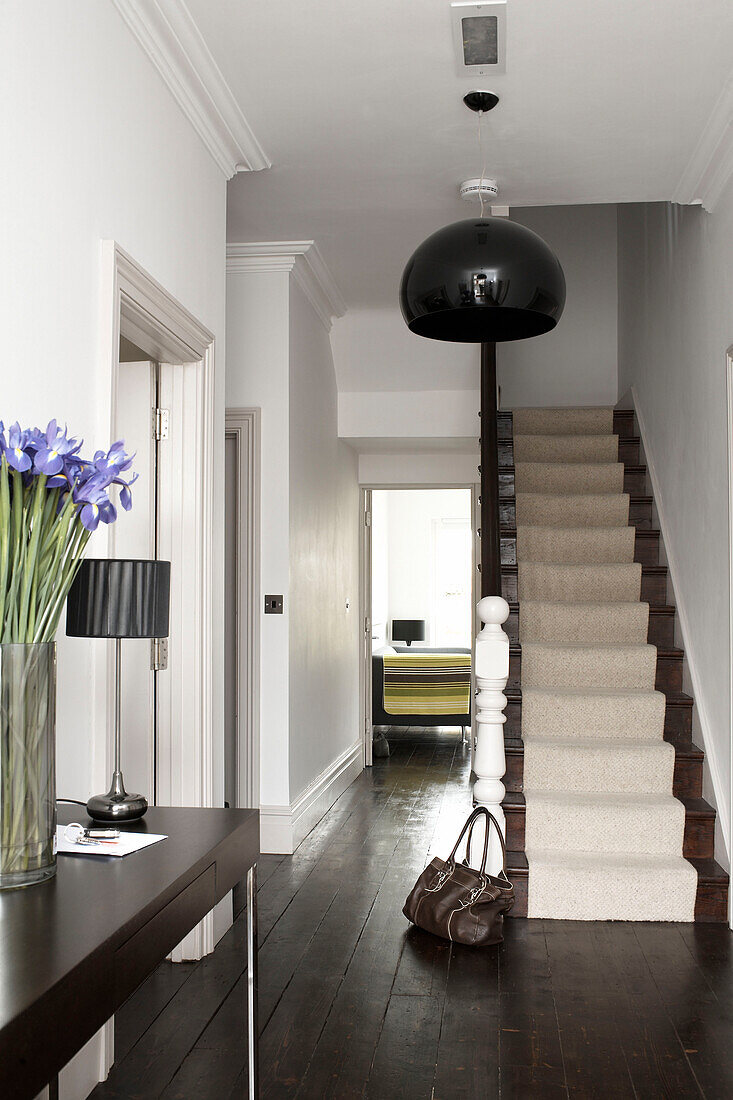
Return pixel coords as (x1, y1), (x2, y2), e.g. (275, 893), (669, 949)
(66, 559), (170, 822)
(391, 619), (426, 646)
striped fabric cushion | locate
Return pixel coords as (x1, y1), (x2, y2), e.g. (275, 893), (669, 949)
(382, 653), (472, 716)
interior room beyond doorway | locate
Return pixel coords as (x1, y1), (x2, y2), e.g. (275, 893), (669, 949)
(369, 488), (474, 757)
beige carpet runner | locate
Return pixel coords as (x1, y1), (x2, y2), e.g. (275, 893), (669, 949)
(513, 406), (697, 921)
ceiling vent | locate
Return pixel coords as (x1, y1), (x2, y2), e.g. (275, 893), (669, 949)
(451, 1), (507, 76)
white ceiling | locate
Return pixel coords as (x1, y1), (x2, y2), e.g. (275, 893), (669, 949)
(187, 0), (733, 309)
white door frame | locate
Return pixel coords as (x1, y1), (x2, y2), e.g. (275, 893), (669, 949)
(359, 483), (478, 766)
(225, 408), (261, 809)
(725, 347), (733, 927)
(359, 488), (373, 766)
(100, 241), (216, 955)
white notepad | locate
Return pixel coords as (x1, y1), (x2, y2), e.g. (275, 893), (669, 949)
(56, 825), (167, 857)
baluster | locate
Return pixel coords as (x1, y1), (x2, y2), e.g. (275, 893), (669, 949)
(473, 594), (510, 875)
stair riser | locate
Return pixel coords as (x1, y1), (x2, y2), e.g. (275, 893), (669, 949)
(500, 568), (666, 604)
(500, 497), (653, 531)
(497, 410), (635, 438)
(505, 697), (693, 741)
(696, 884), (729, 922)
(504, 745), (702, 799)
(504, 804), (713, 858)
(500, 531), (660, 566)
(502, 468), (645, 495)
(505, 607), (674, 647)
(508, 649), (682, 692)
(498, 437), (641, 466)
(508, 869), (725, 921)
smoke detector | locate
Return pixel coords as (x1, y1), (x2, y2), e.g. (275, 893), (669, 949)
(459, 177), (499, 202)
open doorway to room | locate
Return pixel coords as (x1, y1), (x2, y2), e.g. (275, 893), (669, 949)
(363, 488), (476, 762)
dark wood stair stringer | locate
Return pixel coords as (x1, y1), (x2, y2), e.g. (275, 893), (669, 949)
(499, 408), (729, 922)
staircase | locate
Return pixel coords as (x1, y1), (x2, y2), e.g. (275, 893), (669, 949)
(495, 407), (728, 921)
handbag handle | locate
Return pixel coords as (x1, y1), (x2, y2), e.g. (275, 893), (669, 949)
(449, 806), (507, 878)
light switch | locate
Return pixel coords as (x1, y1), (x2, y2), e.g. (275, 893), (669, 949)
(264, 594), (283, 614)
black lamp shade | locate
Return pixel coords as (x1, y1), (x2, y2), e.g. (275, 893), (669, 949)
(66, 559), (170, 639)
(392, 619), (426, 644)
(400, 218), (566, 343)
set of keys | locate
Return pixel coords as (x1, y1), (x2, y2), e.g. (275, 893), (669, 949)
(63, 823), (120, 846)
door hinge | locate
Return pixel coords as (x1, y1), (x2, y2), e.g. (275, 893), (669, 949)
(152, 407), (170, 441)
(150, 637), (168, 671)
(364, 509), (371, 527)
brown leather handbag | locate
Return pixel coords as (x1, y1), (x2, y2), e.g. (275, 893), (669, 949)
(403, 806), (514, 946)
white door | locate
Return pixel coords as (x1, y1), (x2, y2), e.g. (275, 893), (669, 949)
(113, 360), (158, 802)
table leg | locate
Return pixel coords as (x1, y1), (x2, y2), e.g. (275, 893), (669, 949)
(246, 862), (259, 1099)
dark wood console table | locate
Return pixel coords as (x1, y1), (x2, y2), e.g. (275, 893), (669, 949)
(0, 804), (259, 1099)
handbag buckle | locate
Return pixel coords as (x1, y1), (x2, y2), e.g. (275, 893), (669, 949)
(427, 864), (453, 892)
(464, 879), (487, 906)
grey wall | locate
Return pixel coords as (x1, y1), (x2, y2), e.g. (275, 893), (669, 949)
(617, 195), (733, 866)
(289, 281), (361, 802)
(498, 204), (619, 407)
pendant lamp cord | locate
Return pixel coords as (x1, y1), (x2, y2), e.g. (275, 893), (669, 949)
(477, 108), (487, 218)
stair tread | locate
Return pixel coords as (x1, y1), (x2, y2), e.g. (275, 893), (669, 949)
(503, 463), (645, 473)
(504, 851), (727, 885)
(510, 641), (683, 657)
(502, 526), (658, 537)
(502, 791), (715, 814)
(688, 857), (730, 884)
(506, 686), (693, 704)
(506, 736), (704, 759)
(507, 600), (674, 614)
(502, 562), (666, 573)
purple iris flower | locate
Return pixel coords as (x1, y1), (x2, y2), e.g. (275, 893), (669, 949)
(1, 419), (135, 527)
(5, 422), (32, 472)
(33, 423), (81, 477)
(78, 485), (118, 532)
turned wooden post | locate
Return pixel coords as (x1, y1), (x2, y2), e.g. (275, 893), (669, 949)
(473, 342), (510, 874)
(473, 595), (510, 873)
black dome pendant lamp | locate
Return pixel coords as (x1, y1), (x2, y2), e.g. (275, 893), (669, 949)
(400, 93), (566, 344)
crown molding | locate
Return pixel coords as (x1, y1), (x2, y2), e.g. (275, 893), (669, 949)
(673, 71), (733, 212)
(112, 0), (270, 178)
(226, 242), (346, 329)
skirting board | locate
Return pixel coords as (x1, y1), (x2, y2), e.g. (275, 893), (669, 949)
(260, 739), (363, 854)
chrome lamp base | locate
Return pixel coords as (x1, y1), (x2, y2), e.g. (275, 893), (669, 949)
(86, 771), (148, 822)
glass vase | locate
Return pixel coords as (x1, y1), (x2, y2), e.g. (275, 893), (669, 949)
(0, 642), (56, 889)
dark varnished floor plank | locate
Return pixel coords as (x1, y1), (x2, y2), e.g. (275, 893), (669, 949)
(93, 733), (733, 1099)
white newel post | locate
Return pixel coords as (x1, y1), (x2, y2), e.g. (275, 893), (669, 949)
(473, 595), (511, 875)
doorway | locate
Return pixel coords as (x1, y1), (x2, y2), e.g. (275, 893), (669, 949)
(362, 487), (476, 763)
(224, 409), (260, 811)
(113, 338), (164, 804)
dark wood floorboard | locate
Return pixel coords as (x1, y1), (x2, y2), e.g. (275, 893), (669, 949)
(92, 732), (733, 1099)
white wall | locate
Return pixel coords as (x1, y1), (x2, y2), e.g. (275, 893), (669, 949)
(288, 281), (360, 802)
(617, 195), (733, 866)
(226, 265), (361, 847)
(1, 4), (228, 1096)
(339, 389), (480, 446)
(1, 1), (227, 808)
(331, 204), (618, 420)
(226, 270), (291, 811)
(359, 451), (479, 486)
(373, 489), (472, 647)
